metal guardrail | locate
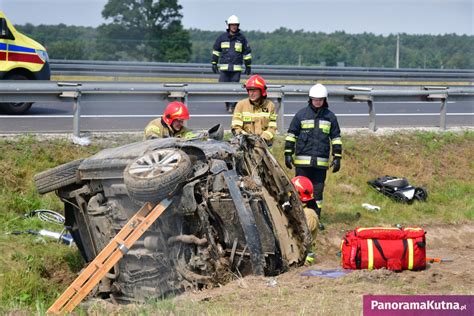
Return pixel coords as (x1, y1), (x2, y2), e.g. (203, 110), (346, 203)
(0, 82), (473, 139)
(50, 60), (474, 82)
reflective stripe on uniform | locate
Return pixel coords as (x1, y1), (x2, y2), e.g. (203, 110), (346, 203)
(241, 111), (271, 118)
(270, 113), (277, 120)
(301, 119), (315, 129)
(262, 130), (273, 139)
(319, 120), (331, 134)
(221, 42), (230, 49)
(212, 50), (221, 57)
(244, 53), (252, 60)
(232, 120), (243, 127)
(294, 155), (312, 165)
(316, 157), (329, 167)
(285, 133), (297, 142)
(219, 64), (229, 71)
(184, 132), (197, 139)
(408, 238), (414, 270)
(334, 153), (342, 158)
(254, 112), (271, 118)
(242, 111), (254, 121)
(235, 42), (242, 52)
(234, 65), (243, 71)
(316, 199), (323, 209)
(268, 121), (277, 127)
(284, 149), (293, 153)
(233, 112), (243, 118)
(367, 239), (374, 270)
(332, 137), (342, 145)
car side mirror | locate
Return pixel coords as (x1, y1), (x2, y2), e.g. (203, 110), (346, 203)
(208, 124), (224, 141)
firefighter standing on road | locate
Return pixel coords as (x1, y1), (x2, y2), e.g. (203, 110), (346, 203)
(211, 15), (252, 112)
(144, 101), (196, 139)
(285, 84), (342, 230)
(231, 75), (277, 146)
(292, 176), (320, 265)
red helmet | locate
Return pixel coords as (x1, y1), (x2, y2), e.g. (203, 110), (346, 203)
(245, 74), (267, 97)
(291, 176), (314, 202)
(162, 101), (190, 126)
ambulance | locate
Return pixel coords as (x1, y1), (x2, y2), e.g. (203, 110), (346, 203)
(0, 11), (50, 114)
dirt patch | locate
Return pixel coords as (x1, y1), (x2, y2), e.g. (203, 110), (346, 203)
(174, 224), (474, 314)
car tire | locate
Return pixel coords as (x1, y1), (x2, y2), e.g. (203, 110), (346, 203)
(392, 191), (409, 204)
(1, 74), (33, 114)
(34, 159), (84, 194)
(414, 187), (428, 201)
(124, 148), (192, 204)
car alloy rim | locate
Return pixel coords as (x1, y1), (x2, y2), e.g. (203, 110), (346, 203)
(128, 149), (182, 178)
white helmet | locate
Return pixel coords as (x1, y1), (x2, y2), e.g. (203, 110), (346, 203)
(227, 15), (240, 25)
(309, 84), (328, 98)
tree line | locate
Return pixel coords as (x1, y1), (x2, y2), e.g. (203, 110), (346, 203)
(17, 24), (473, 69)
(14, 0), (473, 70)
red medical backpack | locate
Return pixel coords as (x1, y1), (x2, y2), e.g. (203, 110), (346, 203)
(341, 226), (426, 271)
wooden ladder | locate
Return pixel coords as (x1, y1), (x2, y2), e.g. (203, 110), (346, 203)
(47, 199), (171, 314)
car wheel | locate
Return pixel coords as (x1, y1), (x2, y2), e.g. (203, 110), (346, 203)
(124, 148), (192, 204)
(392, 191), (409, 204)
(414, 187), (428, 201)
(0, 74), (33, 114)
(34, 159), (84, 194)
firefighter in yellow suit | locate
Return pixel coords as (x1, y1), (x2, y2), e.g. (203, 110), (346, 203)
(231, 75), (277, 146)
(144, 101), (197, 139)
(292, 176), (320, 265)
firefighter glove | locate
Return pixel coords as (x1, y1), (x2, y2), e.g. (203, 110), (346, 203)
(212, 64), (219, 74)
(245, 66), (251, 75)
(285, 155), (293, 169)
(331, 158), (341, 173)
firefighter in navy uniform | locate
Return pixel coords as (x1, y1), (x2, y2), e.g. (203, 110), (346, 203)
(144, 101), (196, 139)
(284, 84), (342, 230)
(211, 15), (252, 112)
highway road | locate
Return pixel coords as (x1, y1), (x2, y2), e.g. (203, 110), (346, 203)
(0, 99), (472, 133)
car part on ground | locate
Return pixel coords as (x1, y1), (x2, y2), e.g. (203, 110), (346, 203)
(367, 176), (428, 204)
(34, 135), (311, 303)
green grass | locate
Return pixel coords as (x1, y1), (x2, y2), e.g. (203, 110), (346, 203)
(0, 131), (472, 313)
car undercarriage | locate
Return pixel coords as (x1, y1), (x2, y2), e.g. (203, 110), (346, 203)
(34, 135), (311, 302)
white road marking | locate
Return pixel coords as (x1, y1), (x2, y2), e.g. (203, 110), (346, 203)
(2, 113), (473, 118)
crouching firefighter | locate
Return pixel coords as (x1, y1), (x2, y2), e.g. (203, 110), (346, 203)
(284, 83), (342, 230)
(231, 74), (277, 146)
(144, 101), (197, 139)
(292, 176), (319, 265)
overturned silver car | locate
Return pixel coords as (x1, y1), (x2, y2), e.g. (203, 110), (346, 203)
(34, 134), (311, 302)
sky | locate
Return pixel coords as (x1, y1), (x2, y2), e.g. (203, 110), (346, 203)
(0, 0), (472, 35)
